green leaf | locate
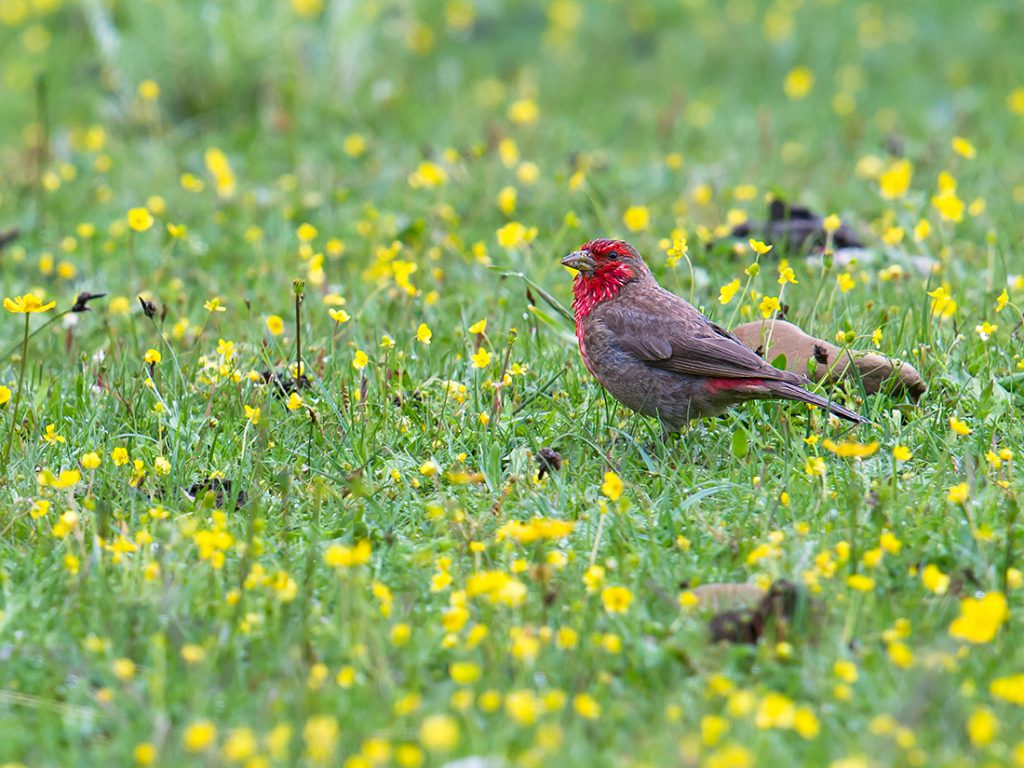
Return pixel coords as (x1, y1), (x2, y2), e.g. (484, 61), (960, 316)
(732, 428), (749, 459)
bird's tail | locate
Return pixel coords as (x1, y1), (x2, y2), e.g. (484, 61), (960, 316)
(771, 381), (868, 424)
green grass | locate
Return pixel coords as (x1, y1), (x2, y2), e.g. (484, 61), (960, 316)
(2, 0), (1024, 766)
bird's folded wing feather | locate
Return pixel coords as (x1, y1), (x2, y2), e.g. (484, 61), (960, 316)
(595, 290), (794, 381)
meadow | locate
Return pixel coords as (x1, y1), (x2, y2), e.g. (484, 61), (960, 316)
(2, 0), (1024, 765)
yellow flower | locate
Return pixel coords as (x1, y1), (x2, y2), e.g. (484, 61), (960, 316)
(342, 133), (367, 157)
(793, 707), (820, 739)
(921, 564), (949, 595)
(881, 226), (904, 245)
(804, 456), (826, 477)
(416, 322), (432, 345)
(133, 742), (157, 765)
(822, 214), (841, 233)
(183, 720), (217, 752)
(582, 565), (605, 593)
(496, 221), (538, 249)
(37, 468), (80, 491)
(600, 471), (623, 501)
(244, 405), (260, 425)
(949, 592), (1008, 644)
(329, 308), (351, 324)
(286, 392), (303, 411)
(887, 641), (914, 669)
(778, 265), (798, 285)
(216, 338), (235, 360)
(990, 675), (1024, 705)
(783, 66), (814, 100)
(601, 585), (632, 614)
(112, 657), (136, 680)
(266, 315), (284, 336)
(204, 147), (237, 198)
(1009, 88), (1024, 115)
(324, 540), (372, 568)
(303, 715), (339, 764)
(755, 691), (795, 729)
(496, 517), (575, 543)
(946, 483), (969, 504)
(127, 207), (154, 232)
(928, 286), (957, 319)
(180, 644), (205, 664)
(353, 350), (369, 370)
(847, 574), (875, 592)
(517, 163), (538, 187)
(42, 424), (65, 445)
(81, 451), (101, 470)
(419, 714), (459, 751)
(664, 152), (684, 169)
(137, 79), (160, 101)
(468, 319), (487, 334)
(573, 693), (602, 720)
(661, 237), (688, 268)
(893, 445), (912, 462)
(836, 273), (856, 293)
(622, 205), (650, 232)
(975, 321), (997, 341)
(878, 159), (912, 199)
(143, 348), (161, 365)
(932, 190), (965, 222)
(507, 98), (539, 125)
(718, 279), (741, 305)
(996, 289), (1009, 313)
(408, 161), (448, 189)
(833, 660), (858, 684)
(4, 293), (57, 313)
(914, 218), (931, 241)
(759, 295), (781, 318)
(949, 416), (972, 436)
(822, 439), (879, 459)
(497, 185), (517, 215)
(967, 708), (998, 748)
(449, 662), (480, 685)
(556, 627), (579, 649)
(204, 297), (226, 313)
(951, 136), (977, 159)
(296, 222), (318, 242)
(0, 385), (10, 406)
(390, 623), (412, 647)
(222, 727), (257, 762)
(470, 347), (492, 368)
(395, 744), (424, 767)
(749, 238), (773, 255)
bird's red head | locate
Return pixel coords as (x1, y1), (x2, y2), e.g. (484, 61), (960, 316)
(562, 239), (648, 319)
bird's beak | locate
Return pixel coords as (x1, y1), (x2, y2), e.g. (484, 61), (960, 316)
(561, 250), (596, 272)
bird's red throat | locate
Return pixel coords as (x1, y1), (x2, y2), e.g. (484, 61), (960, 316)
(571, 263), (634, 376)
(570, 264), (634, 321)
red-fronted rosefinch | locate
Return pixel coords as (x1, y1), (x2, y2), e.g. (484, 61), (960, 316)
(562, 238), (866, 432)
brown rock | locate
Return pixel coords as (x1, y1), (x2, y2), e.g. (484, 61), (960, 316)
(731, 319), (925, 400)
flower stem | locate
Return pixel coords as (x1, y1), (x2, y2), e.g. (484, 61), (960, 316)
(589, 511), (607, 568)
(2, 315), (31, 470)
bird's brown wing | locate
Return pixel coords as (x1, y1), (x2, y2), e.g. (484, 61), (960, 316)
(593, 287), (796, 382)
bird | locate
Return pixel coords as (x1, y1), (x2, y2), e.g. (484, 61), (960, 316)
(561, 238), (866, 433)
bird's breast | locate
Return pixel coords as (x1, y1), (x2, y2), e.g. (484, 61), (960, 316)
(575, 323), (597, 376)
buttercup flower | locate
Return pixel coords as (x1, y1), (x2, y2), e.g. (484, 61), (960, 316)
(4, 294), (57, 313)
